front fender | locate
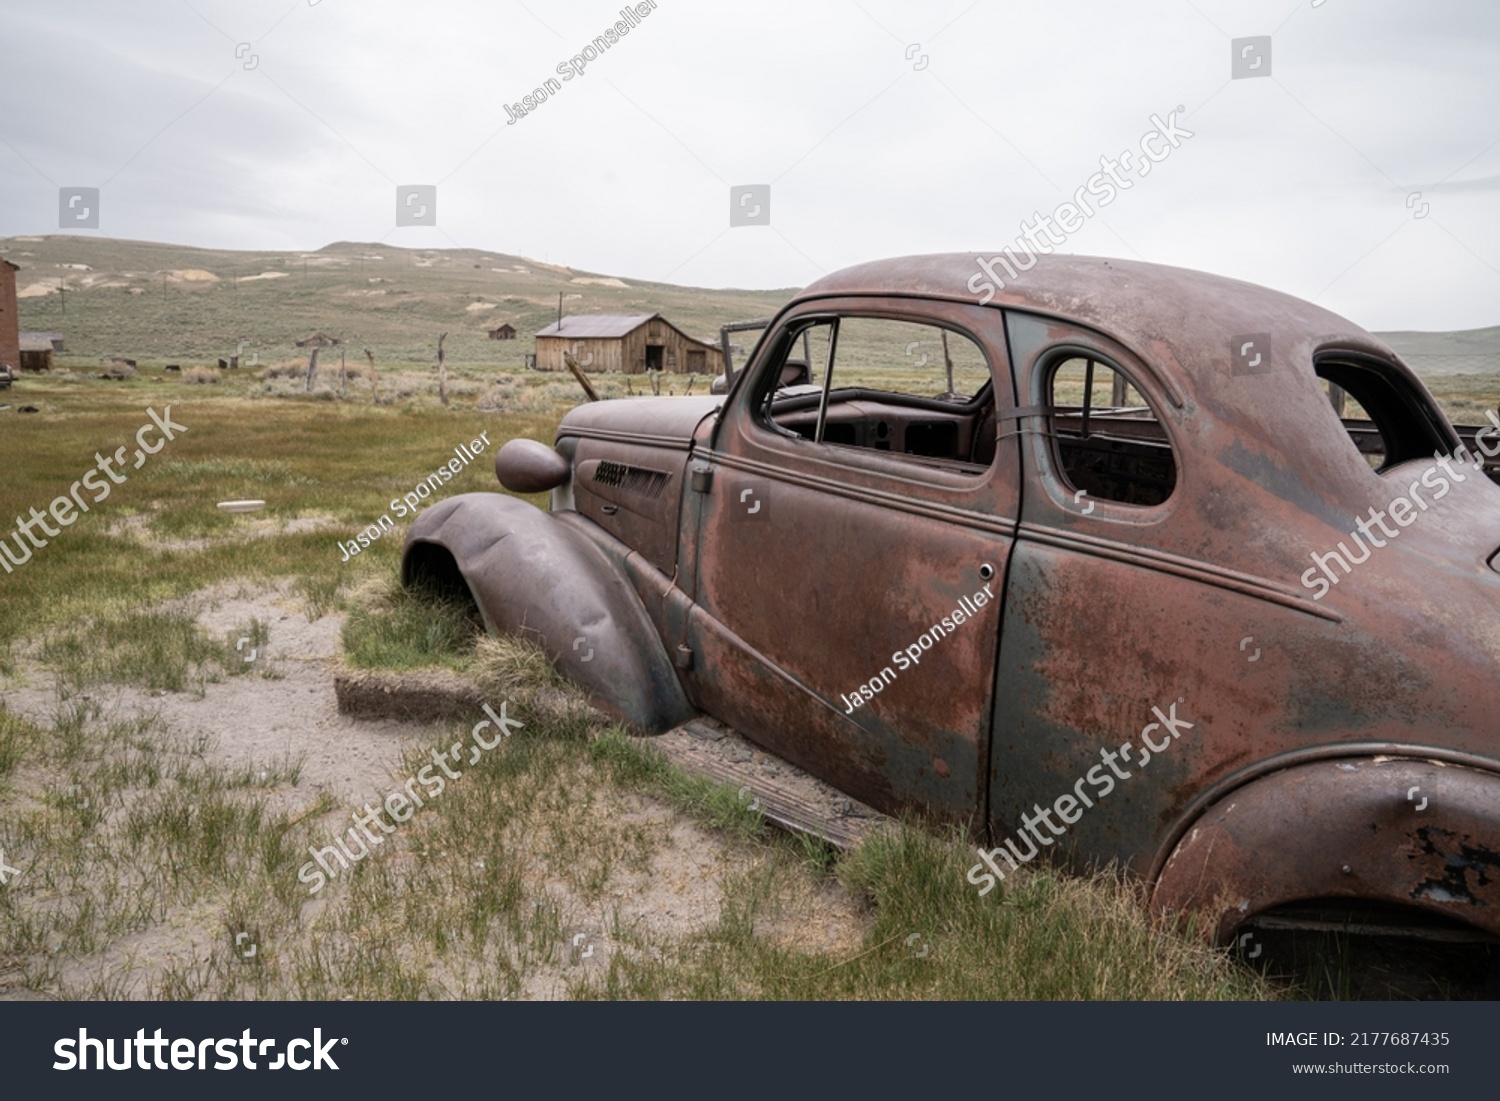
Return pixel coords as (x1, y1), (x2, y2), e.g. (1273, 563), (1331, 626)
(1151, 757), (1500, 942)
(401, 493), (694, 732)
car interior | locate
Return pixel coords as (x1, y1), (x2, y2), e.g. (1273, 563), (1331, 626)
(1043, 353), (1177, 506)
(752, 320), (1183, 506)
(756, 316), (998, 475)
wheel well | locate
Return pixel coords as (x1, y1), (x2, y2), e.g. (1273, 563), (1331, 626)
(1231, 897), (1500, 1000)
(403, 541), (481, 617)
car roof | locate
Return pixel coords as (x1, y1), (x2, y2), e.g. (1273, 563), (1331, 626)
(798, 253), (1438, 513)
(801, 250), (1412, 395)
(801, 253), (1375, 358)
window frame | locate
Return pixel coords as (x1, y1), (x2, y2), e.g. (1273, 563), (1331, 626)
(1313, 352), (1454, 475)
(1037, 344), (1181, 511)
(748, 310), (997, 472)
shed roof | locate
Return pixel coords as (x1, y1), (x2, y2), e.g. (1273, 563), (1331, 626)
(536, 314), (656, 339)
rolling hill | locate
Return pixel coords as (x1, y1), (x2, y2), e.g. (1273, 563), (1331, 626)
(1, 235), (796, 368)
(4, 235), (1498, 381)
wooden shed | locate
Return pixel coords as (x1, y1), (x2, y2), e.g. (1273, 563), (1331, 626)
(19, 336), (54, 372)
(488, 323), (517, 340)
(0, 261), (19, 376)
(534, 314), (713, 375)
(21, 331), (65, 351)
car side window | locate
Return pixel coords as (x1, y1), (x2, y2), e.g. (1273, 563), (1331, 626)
(1046, 353), (1176, 506)
(1315, 356), (1449, 474)
(1322, 381), (1385, 469)
(756, 316), (996, 472)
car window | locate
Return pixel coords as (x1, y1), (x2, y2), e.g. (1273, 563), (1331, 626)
(755, 316), (996, 471)
(1322, 381), (1384, 469)
(1315, 356), (1450, 474)
(1046, 353), (1176, 506)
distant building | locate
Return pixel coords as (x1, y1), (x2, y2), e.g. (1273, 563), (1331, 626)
(295, 331), (341, 349)
(20, 331), (65, 351)
(534, 313), (713, 375)
(488, 322), (518, 341)
(19, 335), (54, 372)
(0, 261), (18, 375)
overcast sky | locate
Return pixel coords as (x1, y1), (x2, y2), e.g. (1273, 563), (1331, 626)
(2, 0), (1497, 331)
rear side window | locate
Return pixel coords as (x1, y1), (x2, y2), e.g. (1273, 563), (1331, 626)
(1316, 356), (1451, 473)
(1046, 353), (1176, 506)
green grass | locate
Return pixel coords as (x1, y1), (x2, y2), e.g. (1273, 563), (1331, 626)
(37, 608), (257, 694)
(341, 575), (483, 672)
(0, 707), (42, 782)
(581, 730), (1268, 1000)
(0, 373), (562, 652)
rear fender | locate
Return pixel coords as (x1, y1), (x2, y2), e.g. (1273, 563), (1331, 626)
(401, 493), (694, 732)
(1151, 757), (1500, 942)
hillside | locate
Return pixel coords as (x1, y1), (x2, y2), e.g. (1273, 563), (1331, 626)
(0, 235), (796, 367)
(5, 235), (1499, 382)
(1368, 325), (1500, 376)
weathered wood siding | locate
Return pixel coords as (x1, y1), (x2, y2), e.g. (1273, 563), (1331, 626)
(536, 318), (715, 374)
(0, 264), (19, 374)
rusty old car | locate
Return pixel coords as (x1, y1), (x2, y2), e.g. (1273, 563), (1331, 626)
(402, 252), (1500, 963)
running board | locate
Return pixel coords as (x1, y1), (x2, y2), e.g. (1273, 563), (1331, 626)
(639, 717), (894, 851)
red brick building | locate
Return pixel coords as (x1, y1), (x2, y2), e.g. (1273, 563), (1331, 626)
(0, 260), (19, 375)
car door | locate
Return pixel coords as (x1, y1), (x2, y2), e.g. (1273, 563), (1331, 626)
(681, 295), (1022, 825)
(989, 311), (1196, 871)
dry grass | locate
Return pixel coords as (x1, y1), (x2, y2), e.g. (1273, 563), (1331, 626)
(258, 359), (308, 380)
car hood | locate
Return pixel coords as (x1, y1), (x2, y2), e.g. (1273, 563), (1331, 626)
(557, 396), (723, 447)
